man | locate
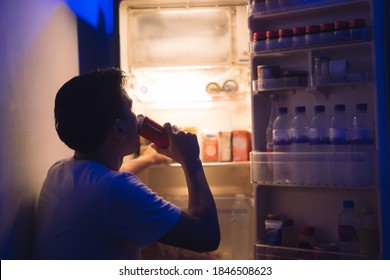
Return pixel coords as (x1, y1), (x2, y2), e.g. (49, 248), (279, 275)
(32, 68), (220, 259)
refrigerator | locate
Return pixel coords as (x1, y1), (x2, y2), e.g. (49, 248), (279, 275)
(118, 0), (255, 260)
(117, 0), (389, 260)
(248, 0), (389, 259)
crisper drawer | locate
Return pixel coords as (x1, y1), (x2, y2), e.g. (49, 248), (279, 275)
(254, 244), (369, 260)
(250, 151), (376, 187)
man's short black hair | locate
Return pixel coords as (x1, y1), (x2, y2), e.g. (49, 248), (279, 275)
(54, 68), (127, 153)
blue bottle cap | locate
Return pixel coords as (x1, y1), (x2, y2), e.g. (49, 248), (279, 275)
(334, 104), (346, 112)
(343, 200), (354, 208)
(295, 106), (306, 113)
(314, 105), (325, 113)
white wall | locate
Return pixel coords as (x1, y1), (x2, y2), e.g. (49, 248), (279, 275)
(0, 0), (78, 259)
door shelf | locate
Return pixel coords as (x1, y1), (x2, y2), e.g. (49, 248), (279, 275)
(254, 243), (371, 260)
(250, 151), (376, 187)
(249, 0), (368, 17)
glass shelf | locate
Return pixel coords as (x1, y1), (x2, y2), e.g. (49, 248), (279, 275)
(250, 151), (376, 187)
(254, 243), (372, 260)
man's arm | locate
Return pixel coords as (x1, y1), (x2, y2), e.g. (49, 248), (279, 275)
(119, 144), (172, 175)
(153, 124), (220, 252)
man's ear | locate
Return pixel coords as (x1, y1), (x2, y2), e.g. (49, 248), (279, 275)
(113, 119), (125, 139)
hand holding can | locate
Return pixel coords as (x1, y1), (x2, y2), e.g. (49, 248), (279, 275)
(137, 114), (169, 148)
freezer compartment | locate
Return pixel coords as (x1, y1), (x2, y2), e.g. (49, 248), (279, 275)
(254, 244), (370, 260)
(250, 151), (376, 187)
(140, 196), (254, 260)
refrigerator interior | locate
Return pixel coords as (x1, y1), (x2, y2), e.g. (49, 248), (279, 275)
(249, 0), (384, 259)
(118, 0), (254, 259)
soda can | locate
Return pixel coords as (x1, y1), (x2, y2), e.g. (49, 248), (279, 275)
(137, 114), (169, 148)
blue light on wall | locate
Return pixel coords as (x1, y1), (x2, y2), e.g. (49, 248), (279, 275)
(66, 0), (113, 34)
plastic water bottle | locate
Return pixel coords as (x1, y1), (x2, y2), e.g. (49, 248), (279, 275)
(330, 104), (350, 185)
(272, 107), (292, 184)
(330, 104), (350, 152)
(290, 106), (310, 152)
(265, 94), (279, 152)
(290, 106), (310, 184)
(310, 105), (330, 152)
(272, 107), (291, 152)
(351, 103), (374, 151)
(338, 200), (360, 254)
(359, 206), (379, 257)
(309, 105), (330, 185)
(350, 103), (374, 185)
(231, 194), (251, 259)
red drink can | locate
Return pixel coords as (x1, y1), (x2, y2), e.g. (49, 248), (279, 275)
(137, 114), (169, 148)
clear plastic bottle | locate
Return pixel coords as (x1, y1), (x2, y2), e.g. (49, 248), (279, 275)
(273, 107), (291, 152)
(359, 206), (379, 257)
(351, 103), (374, 151)
(310, 105), (330, 185)
(309, 105), (330, 152)
(350, 19), (369, 41)
(290, 106), (310, 152)
(330, 104), (350, 153)
(273, 107), (292, 184)
(231, 194), (251, 259)
(290, 106), (310, 184)
(330, 104), (350, 185)
(338, 200), (360, 254)
(266, 94), (279, 152)
(350, 103), (374, 185)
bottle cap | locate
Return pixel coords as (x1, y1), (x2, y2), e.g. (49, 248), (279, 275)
(362, 206), (374, 214)
(334, 21), (349, 30)
(295, 106), (306, 113)
(292, 27), (306, 36)
(350, 19), (365, 28)
(266, 213), (281, 220)
(356, 103), (368, 112)
(305, 25), (320, 34)
(278, 28), (293, 37)
(320, 23), (335, 32)
(299, 226), (316, 236)
(279, 107), (288, 114)
(334, 104), (346, 112)
(314, 105), (325, 113)
(343, 200), (354, 208)
(266, 30), (279, 39)
(253, 31), (266, 41)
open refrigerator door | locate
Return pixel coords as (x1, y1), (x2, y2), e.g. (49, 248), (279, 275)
(249, 0), (388, 260)
(118, 0), (255, 259)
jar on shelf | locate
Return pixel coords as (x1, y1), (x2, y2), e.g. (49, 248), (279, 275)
(292, 26), (306, 48)
(319, 22), (335, 44)
(314, 56), (330, 85)
(305, 25), (321, 46)
(266, 30), (280, 50)
(334, 21), (350, 42)
(298, 226), (317, 249)
(278, 28), (293, 49)
(253, 31), (267, 52)
(350, 18), (369, 41)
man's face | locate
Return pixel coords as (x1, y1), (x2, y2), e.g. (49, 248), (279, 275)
(119, 93), (140, 155)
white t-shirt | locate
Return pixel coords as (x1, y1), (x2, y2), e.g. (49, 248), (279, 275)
(32, 158), (181, 260)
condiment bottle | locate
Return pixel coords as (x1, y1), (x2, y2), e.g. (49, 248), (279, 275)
(305, 25), (320, 46)
(253, 31), (267, 52)
(334, 21), (350, 42)
(298, 226), (316, 249)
